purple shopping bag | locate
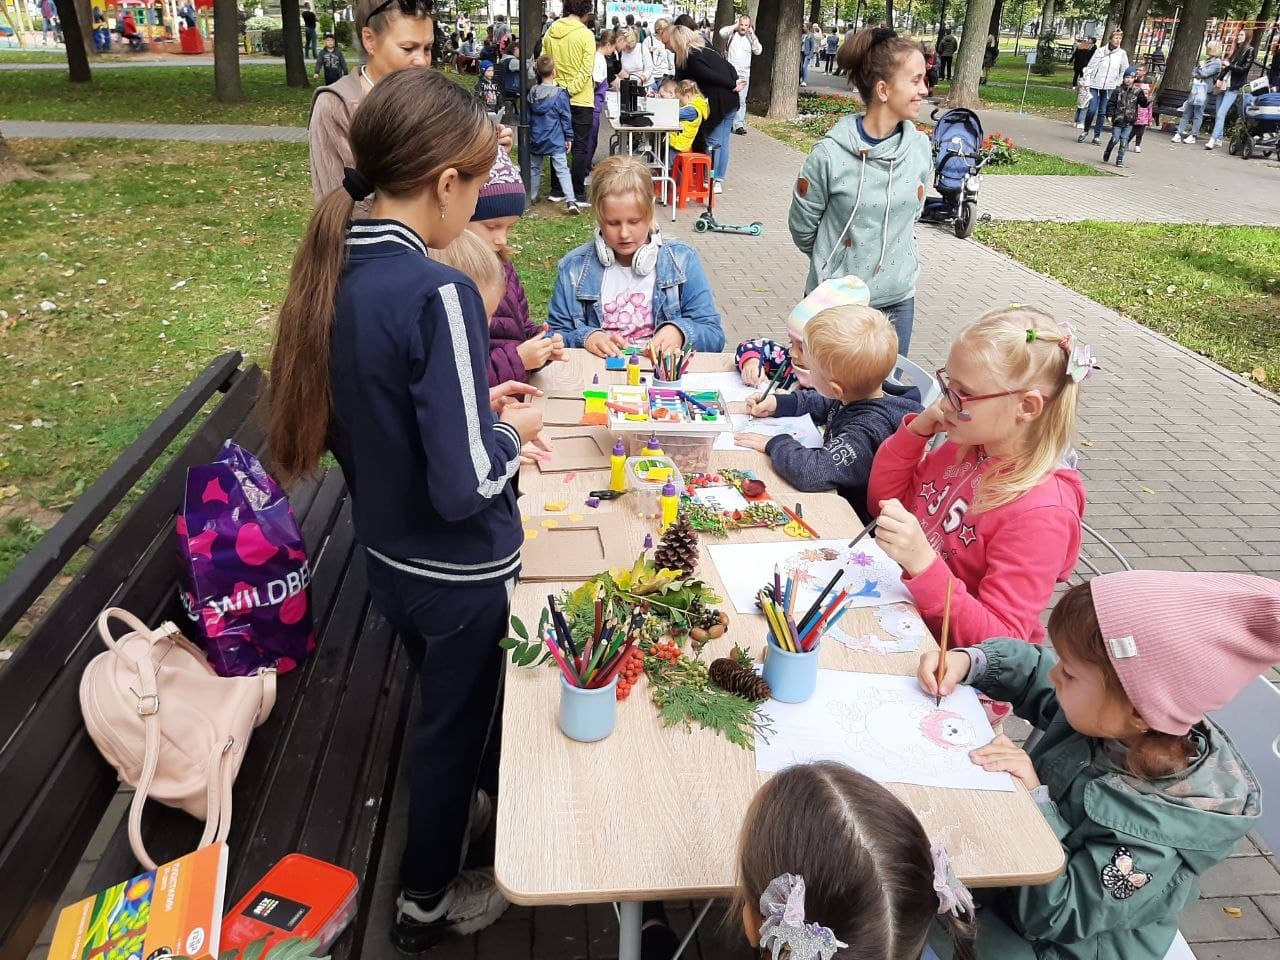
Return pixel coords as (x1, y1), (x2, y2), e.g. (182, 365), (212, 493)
(177, 440), (315, 676)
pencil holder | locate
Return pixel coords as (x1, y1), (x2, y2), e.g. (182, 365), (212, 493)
(651, 376), (683, 390)
(559, 675), (618, 743)
(762, 641), (820, 703)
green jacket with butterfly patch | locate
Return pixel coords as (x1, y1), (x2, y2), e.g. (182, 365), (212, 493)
(964, 639), (1261, 960)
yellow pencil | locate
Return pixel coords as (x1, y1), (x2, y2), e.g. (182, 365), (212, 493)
(762, 597), (791, 652)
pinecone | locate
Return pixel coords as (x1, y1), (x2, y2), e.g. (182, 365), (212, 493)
(654, 516), (699, 577)
(709, 657), (771, 702)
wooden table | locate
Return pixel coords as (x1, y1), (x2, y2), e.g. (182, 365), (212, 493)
(495, 351), (1065, 959)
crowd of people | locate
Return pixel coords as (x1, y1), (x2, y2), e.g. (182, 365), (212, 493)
(290, 6), (1280, 960)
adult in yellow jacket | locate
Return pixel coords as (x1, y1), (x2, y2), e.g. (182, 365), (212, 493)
(542, 0), (596, 199)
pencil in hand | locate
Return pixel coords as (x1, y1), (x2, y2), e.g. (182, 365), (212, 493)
(935, 578), (954, 707)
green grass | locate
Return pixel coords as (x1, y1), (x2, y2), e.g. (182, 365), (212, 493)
(0, 137), (585, 578)
(756, 91), (1102, 176)
(0, 48), (68, 63)
(0, 64), (317, 126)
(976, 221), (1280, 388)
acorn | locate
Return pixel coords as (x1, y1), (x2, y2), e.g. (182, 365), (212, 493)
(690, 626), (709, 643)
(707, 623), (726, 639)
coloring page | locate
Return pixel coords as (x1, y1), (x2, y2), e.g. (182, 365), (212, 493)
(680, 371), (760, 403)
(755, 672), (1014, 792)
(831, 604), (929, 655)
(708, 539), (911, 615)
(713, 414), (825, 451)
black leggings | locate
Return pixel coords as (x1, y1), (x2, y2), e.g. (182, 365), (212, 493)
(1133, 125), (1147, 145)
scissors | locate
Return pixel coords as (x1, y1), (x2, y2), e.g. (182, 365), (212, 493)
(784, 516), (811, 538)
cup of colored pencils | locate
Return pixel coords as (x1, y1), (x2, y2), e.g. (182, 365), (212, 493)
(757, 566), (849, 703)
(651, 345), (695, 386)
(546, 594), (637, 742)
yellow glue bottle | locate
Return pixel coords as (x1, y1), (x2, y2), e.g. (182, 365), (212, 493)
(641, 432), (663, 456)
(659, 481), (678, 532)
(610, 439), (628, 493)
(626, 354), (642, 386)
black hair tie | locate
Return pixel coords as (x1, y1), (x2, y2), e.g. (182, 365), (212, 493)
(871, 27), (897, 45)
(342, 166), (373, 202)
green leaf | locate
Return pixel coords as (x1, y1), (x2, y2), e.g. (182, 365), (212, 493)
(511, 615), (529, 640)
(499, 636), (518, 650)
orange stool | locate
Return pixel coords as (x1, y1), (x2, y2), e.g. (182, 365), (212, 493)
(672, 152), (712, 209)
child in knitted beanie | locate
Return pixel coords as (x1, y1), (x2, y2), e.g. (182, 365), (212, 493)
(920, 570), (1279, 960)
(735, 275), (870, 390)
(466, 146), (565, 387)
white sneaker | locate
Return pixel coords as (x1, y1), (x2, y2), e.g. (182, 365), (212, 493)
(393, 869), (509, 950)
(1171, 134), (1183, 143)
(547, 192), (567, 203)
(470, 789), (493, 839)
(1204, 138), (1217, 149)
(565, 200), (580, 215)
(712, 181), (723, 194)
(800, 81), (807, 86)
(1133, 145), (1141, 153)
(1185, 136), (1196, 144)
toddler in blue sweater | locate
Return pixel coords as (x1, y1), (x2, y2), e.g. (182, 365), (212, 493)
(734, 304), (921, 523)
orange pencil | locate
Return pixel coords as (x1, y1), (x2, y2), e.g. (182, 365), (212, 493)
(935, 578), (954, 706)
(780, 503), (820, 539)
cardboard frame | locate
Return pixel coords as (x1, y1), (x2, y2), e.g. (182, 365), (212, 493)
(535, 431), (613, 473)
(520, 513), (637, 581)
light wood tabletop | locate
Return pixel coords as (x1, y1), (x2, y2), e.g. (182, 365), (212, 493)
(495, 351), (1065, 906)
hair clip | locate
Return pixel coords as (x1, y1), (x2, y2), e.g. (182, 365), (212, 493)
(342, 166), (374, 202)
(1066, 344), (1098, 383)
(931, 845), (976, 918)
(1025, 329), (1038, 343)
(758, 874), (848, 960)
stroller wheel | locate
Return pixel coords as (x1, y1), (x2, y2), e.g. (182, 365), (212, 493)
(1242, 138), (1255, 159)
(1228, 136), (1243, 155)
(955, 201), (977, 240)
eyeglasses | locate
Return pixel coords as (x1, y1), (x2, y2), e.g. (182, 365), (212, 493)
(934, 367), (1023, 421)
(365, 0), (434, 25)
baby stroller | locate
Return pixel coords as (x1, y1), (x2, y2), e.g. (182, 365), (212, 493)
(1230, 88), (1280, 160)
(919, 107), (988, 239)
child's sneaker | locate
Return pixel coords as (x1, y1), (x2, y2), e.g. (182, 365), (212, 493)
(392, 870), (509, 954)
(713, 182), (723, 194)
(1091, 137), (1101, 145)
(1171, 134), (1183, 143)
(566, 200), (583, 215)
(1077, 133), (1087, 143)
(1133, 144), (1142, 153)
(1185, 135), (1196, 144)
(547, 192), (567, 203)
(1204, 138), (1218, 149)
(1115, 160), (1124, 167)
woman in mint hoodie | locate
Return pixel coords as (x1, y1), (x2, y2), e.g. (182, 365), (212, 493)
(788, 27), (932, 355)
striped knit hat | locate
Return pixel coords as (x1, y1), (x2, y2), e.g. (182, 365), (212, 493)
(1090, 571), (1280, 735)
(471, 146), (526, 223)
(786, 276), (871, 341)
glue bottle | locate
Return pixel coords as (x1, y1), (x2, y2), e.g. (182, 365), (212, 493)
(659, 481), (678, 532)
(610, 439), (628, 493)
(641, 432), (663, 456)
(627, 354), (642, 386)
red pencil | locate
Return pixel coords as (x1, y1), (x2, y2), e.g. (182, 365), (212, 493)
(589, 638), (636, 689)
(801, 589), (847, 651)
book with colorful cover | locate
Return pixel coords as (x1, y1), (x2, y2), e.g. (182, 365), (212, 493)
(49, 842), (228, 960)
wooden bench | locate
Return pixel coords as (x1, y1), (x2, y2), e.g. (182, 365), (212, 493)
(0, 352), (412, 960)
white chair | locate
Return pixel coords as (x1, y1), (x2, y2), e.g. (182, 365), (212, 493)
(1072, 521), (1134, 581)
(890, 354), (941, 407)
(1163, 931), (1198, 959)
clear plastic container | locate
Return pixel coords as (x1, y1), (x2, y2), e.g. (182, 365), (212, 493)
(621, 432), (715, 474)
(625, 456), (684, 520)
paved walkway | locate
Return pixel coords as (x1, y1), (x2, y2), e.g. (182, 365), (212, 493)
(0, 119), (307, 141)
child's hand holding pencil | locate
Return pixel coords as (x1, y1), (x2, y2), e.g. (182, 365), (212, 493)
(916, 648), (972, 700)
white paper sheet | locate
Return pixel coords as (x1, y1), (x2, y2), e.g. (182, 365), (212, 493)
(680, 371), (761, 403)
(707, 539), (912, 615)
(755, 672), (1015, 792)
(692, 485), (751, 513)
(713, 414), (826, 451)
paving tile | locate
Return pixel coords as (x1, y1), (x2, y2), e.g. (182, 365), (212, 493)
(1181, 897), (1279, 941)
(1256, 896), (1280, 934)
(1198, 857), (1280, 898)
(1191, 941), (1280, 959)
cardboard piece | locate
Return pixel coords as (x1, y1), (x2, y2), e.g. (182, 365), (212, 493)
(519, 513), (637, 581)
(536, 431), (613, 473)
(540, 395), (587, 427)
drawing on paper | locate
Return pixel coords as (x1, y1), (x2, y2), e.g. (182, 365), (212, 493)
(708, 540), (911, 615)
(833, 603), (929, 654)
(754, 672), (1015, 792)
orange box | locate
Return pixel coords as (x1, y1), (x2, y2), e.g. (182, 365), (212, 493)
(221, 854), (359, 956)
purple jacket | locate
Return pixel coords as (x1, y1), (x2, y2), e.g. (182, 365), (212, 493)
(487, 259), (539, 386)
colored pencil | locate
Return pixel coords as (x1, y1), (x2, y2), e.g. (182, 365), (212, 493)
(780, 502), (820, 539)
(678, 390), (715, 415)
(846, 515), (879, 550)
(590, 638), (636, 689)
(543, 629), (580, 685)
(761, 593), (791, 652)
(935, 579), (954, 706)
(798, 561), (848, 636)
(801, 589), (847, 651)
(758, 359), (789, 403)
(782, 574), (794, 618)
(548, 595), (579, 660)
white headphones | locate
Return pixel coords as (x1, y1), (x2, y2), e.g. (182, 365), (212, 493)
(594, 226), (664, 276)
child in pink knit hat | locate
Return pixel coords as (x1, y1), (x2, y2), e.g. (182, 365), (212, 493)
(919, 570), (1279, 960)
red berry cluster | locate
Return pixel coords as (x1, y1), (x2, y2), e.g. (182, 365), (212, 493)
(648, 639), (682, 664)
(616, 647), (646, 700)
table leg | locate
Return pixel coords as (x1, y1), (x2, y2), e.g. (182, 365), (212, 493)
(618, 900), (642, 960)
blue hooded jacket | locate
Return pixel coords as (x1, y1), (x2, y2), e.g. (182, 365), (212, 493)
(527, 81), (573, 155)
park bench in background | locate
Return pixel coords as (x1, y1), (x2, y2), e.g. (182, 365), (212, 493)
(0, 352), (412, 960)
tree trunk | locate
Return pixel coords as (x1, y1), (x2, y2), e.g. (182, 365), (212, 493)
(280, 0), (308, 86)
(768, 0), (803, 118)
(989, 0), (1004, 39)
(1257, 0), (1273, 24)
(0, 132), (38, 185)
(809, 0), (823, 26)
(937, 0), (949, 39)
(214, 0), (244, 103)
(52, 0), (91, 81)
(715, 0), (736, 48)
(1120, 0), (1149, 58)
(73, 0), (93, 57)
(1102, 0), (1123, 43)
(747, 0), (781, 114)
(886, 0), (895, 28)
(1032, 0), (1057, 73)
(947, 0), (997, 107)
(1162, 0), (1212, 93)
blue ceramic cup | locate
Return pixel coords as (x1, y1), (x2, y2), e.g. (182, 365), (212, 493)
(559, 675), (618, 742)
(762, 641), (820, 703)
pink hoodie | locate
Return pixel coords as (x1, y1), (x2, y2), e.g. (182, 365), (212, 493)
(868, 414), (1087, 648)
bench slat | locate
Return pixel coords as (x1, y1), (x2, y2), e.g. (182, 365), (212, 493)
(0, 352), (244, 643)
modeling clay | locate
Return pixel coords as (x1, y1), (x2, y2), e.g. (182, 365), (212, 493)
(569, 514), (584, 522)
(541, 518), (560, 529)
(605, 356), (627, 371)
(586, 497), (601, 508)
(525, 529), (538, 540)
(544, 500), (568, 512)
(564, 471), (577, 483)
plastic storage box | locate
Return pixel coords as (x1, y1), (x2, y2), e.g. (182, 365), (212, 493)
(221, 853), (359, 956)
(621, 432), (714, 474)
(625, 456), (684, 521)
